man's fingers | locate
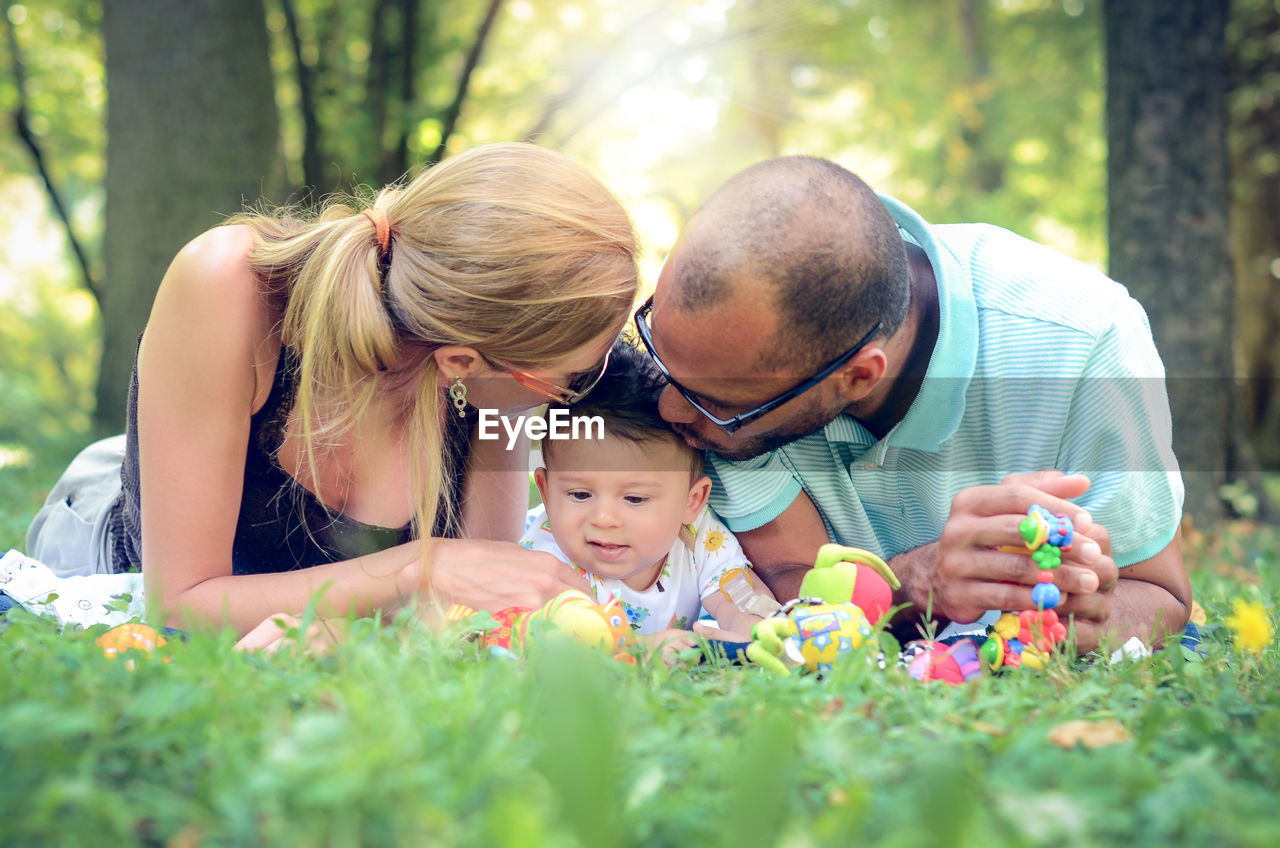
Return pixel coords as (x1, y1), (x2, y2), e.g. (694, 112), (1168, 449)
(1000, 470), (1091, 500)
(1054, 564), (1099, 595)
(1054, 587), (1111, 624)
(1080, 518), (1112, 556)
(946, 545), (1109, 593)
(939, 548), (1036, 584)
(954, 483), (1093, 529)
(1070, 553), (1118, 593)
(932, 553), (1114, 621)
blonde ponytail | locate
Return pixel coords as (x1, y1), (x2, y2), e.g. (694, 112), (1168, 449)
(225, 143), (639, 570)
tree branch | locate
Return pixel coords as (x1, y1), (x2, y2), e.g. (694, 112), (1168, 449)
(368, 0), (392, 182)
(392, 0), (419, 176)
(4, 6), (101, 304)
(280, 0), (323, 192)
(428, 0), (504, 164)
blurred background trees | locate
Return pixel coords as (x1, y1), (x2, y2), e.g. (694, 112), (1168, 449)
(1, 0), (1276, 528)
(100, 0), (281, 429)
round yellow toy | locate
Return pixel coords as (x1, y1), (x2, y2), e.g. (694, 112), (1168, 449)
(449, 589), (635, 662)
(97, 623), (169, 668)
(515, 590), (631, 655)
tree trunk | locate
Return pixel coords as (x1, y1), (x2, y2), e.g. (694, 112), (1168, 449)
(956, 0), (1004, 194)
(1228, 0), (1280, 470)
(1104, 0), (1235, 528)
(99, 0), (281, 433)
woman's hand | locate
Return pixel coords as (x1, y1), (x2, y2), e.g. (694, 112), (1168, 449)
(428, 539), (592, 612)
(234, 613), (346, 655)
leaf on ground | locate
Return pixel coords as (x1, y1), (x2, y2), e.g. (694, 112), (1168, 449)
(820, 696), (845, 719)
(1211, 564), (1262, 585)
(943, 713), (1006, 736)
(1189, 600), (1206, 626)
(1047, 718), (1131, 749)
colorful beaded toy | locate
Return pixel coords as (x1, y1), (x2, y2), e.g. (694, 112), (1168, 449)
(980, 504), (1073, 671)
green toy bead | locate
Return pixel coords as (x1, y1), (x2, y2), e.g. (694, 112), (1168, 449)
(1032, 546), (1061, 569)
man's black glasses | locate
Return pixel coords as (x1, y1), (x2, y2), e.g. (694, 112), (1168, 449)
(633, 295), (883, 435)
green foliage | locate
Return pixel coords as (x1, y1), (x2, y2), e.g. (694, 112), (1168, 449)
(0, 266), (97, 450)
(0, 207), (98, 551)
(719, 0), (1106, 262)
(464, 0), (1108, 263)
(0, 1), (103, 537)
(1, 528), (1277, 847)
(0, 1), (105, 272)
(0, 0), (1146, 461)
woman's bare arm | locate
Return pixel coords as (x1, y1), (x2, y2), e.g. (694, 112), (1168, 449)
(137, 228), (586, 634)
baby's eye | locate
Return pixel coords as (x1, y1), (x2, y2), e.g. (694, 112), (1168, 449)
(623, 495), (650, 505)
(566, 491), (592, 502)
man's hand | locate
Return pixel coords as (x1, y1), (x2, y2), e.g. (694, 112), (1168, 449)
(895, 470), (1118, 627)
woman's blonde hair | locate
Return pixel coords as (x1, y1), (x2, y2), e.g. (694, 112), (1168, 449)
(227, 142), (639, 572)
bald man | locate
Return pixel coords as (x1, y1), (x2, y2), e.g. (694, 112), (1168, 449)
(634, 156), (1190, 654)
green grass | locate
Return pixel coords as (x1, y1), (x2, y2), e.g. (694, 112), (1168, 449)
(3, 442), (1279, 847)
(2, 599), (1277, 847)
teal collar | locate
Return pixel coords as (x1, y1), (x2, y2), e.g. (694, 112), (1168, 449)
(823, 195), (978, 454)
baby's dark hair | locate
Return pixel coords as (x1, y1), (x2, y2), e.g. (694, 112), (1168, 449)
(541, 338), (703, 476)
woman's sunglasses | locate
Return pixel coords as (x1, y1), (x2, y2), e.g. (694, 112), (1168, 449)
(502, 346), (613, 405)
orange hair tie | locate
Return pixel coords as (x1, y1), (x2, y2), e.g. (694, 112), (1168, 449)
(361, 207), (391, 257)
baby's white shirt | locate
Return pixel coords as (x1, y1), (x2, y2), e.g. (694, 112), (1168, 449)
(519, 504), (752, 633)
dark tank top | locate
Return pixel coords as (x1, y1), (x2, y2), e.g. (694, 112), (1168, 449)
(107, 343), (468, 574)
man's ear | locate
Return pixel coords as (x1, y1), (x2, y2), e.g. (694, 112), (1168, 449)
(533, 467), (551, 511)
(682, 475), (712, 523)
(832, 347), (887, 403)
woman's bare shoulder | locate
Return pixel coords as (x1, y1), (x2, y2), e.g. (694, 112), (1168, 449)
(162, 224), (260, 300)
(146, 224), (278, 369)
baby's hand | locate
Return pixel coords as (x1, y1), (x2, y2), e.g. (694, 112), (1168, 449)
(643, 628), (698, 666)
(693, 621), (753, 643)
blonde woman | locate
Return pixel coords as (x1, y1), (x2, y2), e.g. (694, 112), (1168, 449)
(27, 143), (639, 635)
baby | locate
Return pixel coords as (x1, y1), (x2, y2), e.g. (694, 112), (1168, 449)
(520, 341), (780, 661)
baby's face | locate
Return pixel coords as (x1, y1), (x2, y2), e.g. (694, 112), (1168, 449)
(536, 434), (707, 591)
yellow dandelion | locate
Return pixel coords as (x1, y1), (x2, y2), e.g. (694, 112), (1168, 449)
(1225, 599), (1273, 654)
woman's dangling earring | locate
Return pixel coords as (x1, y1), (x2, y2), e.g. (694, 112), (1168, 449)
(449, 376), (468, 418)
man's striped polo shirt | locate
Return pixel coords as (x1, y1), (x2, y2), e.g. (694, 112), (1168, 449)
(706, 194), (1183, 573)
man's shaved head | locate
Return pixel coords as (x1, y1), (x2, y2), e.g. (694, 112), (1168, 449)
(670, 156), (910, 370)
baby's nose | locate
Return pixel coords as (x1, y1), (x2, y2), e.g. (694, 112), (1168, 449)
(591, 505), (621, 527)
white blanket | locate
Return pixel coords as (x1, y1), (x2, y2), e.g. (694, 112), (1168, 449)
(0, 549), (146, 629)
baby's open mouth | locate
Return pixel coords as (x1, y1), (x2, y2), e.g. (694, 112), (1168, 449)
(588, 541), (629, 561)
